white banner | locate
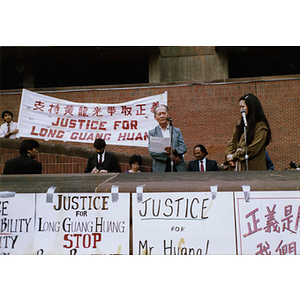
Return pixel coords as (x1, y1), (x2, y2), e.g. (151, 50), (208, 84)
(18, 89), (168, 147)
(132, 192), (236, 255)
(235, 191), (300, 255)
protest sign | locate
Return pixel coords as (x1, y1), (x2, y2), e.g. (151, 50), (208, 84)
(18, 89), (168, 147)
(33, 193), (130, 255)
(0, 193), (35, 255)
(132, 192), (236, 255)
(235, 191), (300, 255)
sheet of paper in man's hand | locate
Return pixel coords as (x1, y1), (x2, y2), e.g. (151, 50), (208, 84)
(150, 136), (170, 152)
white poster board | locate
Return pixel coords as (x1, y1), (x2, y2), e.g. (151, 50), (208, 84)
(132, 192), (236, 255)
(0, 193), (35, 255)
(33, 193), (130, 255)
(18, 89), (167, 147)
(235, 191), (300, 255)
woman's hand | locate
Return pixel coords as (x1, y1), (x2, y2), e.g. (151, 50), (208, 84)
(226, 155), (236, 167)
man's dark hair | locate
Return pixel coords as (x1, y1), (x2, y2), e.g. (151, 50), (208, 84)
(19, 139), (40, 155)
(2, 110), (13, 119)
(94, 138), (106, 150)
(129, 154), (142, 166)
(194, 144), (208, 156)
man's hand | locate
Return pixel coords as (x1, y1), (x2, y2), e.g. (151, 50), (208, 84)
(91, 167), (99, 173)
(173, 156), (181, 165)
(164, 147), (177, 155)
(92, 167), (108, 173)
(164, 146), (171, 154)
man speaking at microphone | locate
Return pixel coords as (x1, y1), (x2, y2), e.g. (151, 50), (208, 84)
(148, 104), (187, 172)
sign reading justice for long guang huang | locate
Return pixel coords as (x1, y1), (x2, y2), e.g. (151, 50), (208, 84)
(17, 89), (167, 147)
(34, 193), (130, 254)
(0, 193), (130, 255)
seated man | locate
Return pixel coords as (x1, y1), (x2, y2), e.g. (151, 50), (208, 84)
(85, 138), (121, 173)
(3, 139), (42, 174)
(187, 144), (219, 171)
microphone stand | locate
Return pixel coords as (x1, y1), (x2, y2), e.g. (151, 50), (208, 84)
(169, 118), (173, 172)
(244, 123), (248, 171)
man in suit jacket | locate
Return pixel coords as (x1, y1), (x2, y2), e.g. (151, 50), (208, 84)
(3, 139), (42, 174)
(85, 138), (120, 173)
(187, 144), (219, 171)
(148, 105), (187, 172)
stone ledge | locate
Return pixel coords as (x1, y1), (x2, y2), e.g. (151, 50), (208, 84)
(1, 171), (299, 194)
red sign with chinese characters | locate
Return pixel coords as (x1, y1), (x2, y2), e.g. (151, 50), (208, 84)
(235, 191), (300, 255)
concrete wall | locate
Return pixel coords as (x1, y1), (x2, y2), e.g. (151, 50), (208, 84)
(0, 75), (299, 174)
(149, 46), (228, 83)
(1, 171), (300, 194)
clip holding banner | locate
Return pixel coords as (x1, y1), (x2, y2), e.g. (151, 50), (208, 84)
(0, 191), (16, 198)
(242, 185), (251, 202)
(111, 185), (119, 202)
(136, 185), (145, 203)
(210, 185), (218, 200)
(46, 186), (57, 203)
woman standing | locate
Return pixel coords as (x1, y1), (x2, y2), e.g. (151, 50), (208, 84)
(225, 94), (272, 171)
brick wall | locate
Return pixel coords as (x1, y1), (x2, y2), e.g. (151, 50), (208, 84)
(1, 76), (299, 172)
(0, 147), (151, 174)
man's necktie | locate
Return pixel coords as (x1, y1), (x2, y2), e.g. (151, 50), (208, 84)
(99, 155), (102, 166)
(6, 123), (10, 138)
(200, 160), (204, 172)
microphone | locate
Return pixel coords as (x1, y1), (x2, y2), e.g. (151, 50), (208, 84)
(241, 109), (247, 127)
(167, 117), (172, 122)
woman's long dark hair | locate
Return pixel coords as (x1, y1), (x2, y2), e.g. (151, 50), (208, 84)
(234, 94), (272, 146)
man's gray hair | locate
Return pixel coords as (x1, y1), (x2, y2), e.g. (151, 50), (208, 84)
(154, 104), (169, 115)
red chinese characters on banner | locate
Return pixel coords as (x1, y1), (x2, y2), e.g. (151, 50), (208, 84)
(48, 104), (60, 114)
(78, 106), (88, 117)
(64, 105), (74, 116)
(33, 100), (159, 118)
(136, 104), (146, 115)
(255, 240), (297, 255)
(275, 240), (296, 255)
(255, 242), (271, 255)
(93, 107), (103, 117)
(242, 204), (300, 255)
(107, 106), (116, 116)
(121, 106), (132, 116)
(243, 208), (262, 237)
(34, 101), (45, 112)
(282, 205), (297, 234)
(151, 101), (159, 113)
(264, 205), (280, 233)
